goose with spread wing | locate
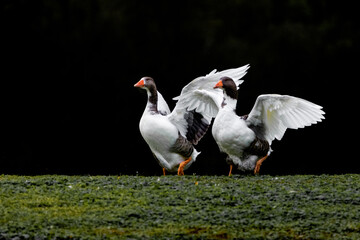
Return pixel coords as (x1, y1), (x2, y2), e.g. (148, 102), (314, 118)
(134, 65), (249, 175)
(212, 77), (325, 175)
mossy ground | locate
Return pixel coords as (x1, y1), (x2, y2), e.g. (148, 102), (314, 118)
(0, 174), (359, 239)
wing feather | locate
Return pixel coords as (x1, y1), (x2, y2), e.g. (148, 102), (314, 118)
(157, 91), (171, 115)
(247, 94), (325, 144)
(172, 64), (250, 120)
(168, 65), (250, 144)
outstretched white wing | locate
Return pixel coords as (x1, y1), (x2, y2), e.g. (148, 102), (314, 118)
(246, 94), (325, 144)
(168, 65), (249, 143)
(172, 64), (249, 122)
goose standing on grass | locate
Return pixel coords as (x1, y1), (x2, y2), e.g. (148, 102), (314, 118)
(211, 77), (325, 175)
(134, 65), (249, 175)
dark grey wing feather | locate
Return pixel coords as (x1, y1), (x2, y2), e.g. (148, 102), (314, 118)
(184, 110), (210, 145)
(170, 133), (194, 158)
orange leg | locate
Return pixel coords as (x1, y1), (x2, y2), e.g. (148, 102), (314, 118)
(163, 168), (166, 176)
(177, 157), (192, 176)
(254, 155), (268, 175)
(228, 164), (233, 176)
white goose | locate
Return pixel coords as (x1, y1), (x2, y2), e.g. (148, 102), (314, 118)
(211, 76), (325, 175)
(134, 65), (249, 175)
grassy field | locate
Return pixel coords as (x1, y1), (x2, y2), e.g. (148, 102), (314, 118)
(0, 174), (359, 239)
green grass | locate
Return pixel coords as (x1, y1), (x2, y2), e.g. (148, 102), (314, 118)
(0, 174), (359, 239)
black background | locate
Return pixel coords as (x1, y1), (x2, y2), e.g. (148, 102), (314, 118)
(2, 1), (358, 175)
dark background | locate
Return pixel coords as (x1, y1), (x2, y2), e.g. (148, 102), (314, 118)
(2, 0), (358, 175)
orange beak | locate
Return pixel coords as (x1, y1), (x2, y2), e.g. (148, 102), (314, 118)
(214, 80), (223, 89)
(134, 79), (145, 88)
